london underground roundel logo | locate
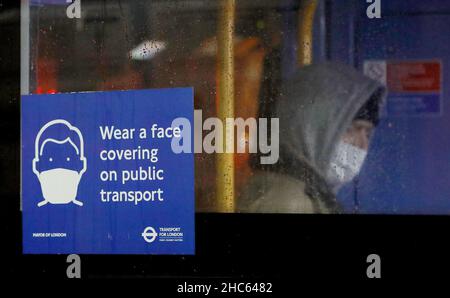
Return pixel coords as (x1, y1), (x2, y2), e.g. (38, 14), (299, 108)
(141, 226), (157, 243)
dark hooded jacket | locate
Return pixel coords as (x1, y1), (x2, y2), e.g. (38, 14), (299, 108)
(237, 62), (386, 214)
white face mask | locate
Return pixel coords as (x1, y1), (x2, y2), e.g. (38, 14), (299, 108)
(326, 141), (367, 193)
(38, 168), (82, 205)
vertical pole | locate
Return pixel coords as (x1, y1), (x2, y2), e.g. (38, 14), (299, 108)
(20, 0), (30, 212)
(21, 0), (30, 95)
(216, 0), (235, 212)
(298, 0), (318, 66)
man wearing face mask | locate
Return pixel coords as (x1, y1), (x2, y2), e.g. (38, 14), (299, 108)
(32, 119), (87, 207)
(237, 62), (386, 214)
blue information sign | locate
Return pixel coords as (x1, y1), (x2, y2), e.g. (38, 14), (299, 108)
(21, 88), (194, 254)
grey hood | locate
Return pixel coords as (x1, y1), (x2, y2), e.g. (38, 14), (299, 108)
(275, 62), (386, 192)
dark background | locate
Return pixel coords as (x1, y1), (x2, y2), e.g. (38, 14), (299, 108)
(2, 0), (450, 288)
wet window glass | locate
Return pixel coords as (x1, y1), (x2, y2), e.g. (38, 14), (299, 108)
(22, 0), (450, 215)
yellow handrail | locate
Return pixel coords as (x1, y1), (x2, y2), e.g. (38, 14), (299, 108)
(298, 0), (318, 66)
(216, 0), (236, 213)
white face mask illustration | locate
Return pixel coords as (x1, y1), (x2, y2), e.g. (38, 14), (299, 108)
(326, 141), (367, 193)
(37, 168), (82, 205)
(33, 119), (87, 207)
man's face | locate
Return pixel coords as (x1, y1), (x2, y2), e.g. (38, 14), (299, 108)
(341, 120), (374, 151)
(38, 141), (83, 173)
